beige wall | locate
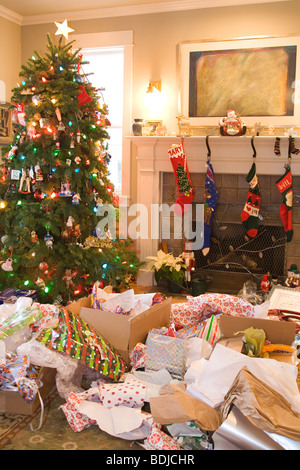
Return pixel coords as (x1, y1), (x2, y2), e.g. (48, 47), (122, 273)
(2, 1), (300, 202)
(19, 1), (300, 134)
(0, 16), (21, 102)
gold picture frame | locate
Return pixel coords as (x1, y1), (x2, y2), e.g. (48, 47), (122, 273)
(179, 36), (300, 128)
(0, 103), (12, 144)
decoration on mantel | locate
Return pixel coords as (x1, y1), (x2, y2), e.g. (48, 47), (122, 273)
(219, 110), (247, 136)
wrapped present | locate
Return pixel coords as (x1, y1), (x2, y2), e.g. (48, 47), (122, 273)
(0, 289), (38, 305)
(0, 303), (42, 340)
(187, 293), (255, 318)
(145, 328), (187, 379)
(36, 307), (127, 381)
(99, 377), (146, 408)
(171, 302), (201, 329)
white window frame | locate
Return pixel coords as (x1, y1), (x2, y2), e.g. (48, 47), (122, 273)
(72, 31), (133, 202)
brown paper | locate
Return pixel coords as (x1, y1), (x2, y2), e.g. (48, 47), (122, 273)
(150, 368), (300, 442)
(150, 384), (221, 432)
(220, 367), (300, 442)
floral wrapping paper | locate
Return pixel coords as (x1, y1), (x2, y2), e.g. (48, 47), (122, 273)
(144, 425), (181, 450)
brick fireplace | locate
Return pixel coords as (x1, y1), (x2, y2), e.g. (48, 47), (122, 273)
(129, 136), (300, 292)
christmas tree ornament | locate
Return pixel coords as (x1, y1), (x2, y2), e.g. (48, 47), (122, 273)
(31, 231), (38, 243)
(54, 20), (75, 40)
(77, 85), (93, 107)
(63, 269), (76, 289)
(18, 168), (31, 194)
(74, 156), (81, 164)
(72, 193), (81, 205)
(34, 188), (44, 200)
(1, 258), (13, 271)
(44, 232), (54, 248)
(35, 277), (46, 289)
(39, 262), (49, 272)
(168, 138), (194, 216)
(55, 108), (62, 122)
(35, 165), (43, 181)
(202, 158), (218, 256)
(276, 163), (293, 242)
(59, 181), (74, 196)
(76, 130), (81, 143)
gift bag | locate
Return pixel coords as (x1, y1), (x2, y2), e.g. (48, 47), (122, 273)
(145, 328), (186, 379)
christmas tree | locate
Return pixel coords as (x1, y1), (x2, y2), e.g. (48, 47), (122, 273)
(0, 32), (140, 305)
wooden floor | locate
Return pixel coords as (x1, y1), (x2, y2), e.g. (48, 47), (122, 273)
(132, 283), (189, 304)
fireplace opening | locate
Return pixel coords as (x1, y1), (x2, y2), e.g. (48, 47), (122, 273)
(192, 219), (286, 293)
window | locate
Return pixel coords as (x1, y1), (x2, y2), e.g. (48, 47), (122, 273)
(72, 31), (133, 200)
(82, 48), (124, 194)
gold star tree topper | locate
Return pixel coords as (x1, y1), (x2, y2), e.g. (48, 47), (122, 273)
(54, 20), (75, 40)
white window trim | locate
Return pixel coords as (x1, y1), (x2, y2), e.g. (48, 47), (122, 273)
(72, 31), (133, 203)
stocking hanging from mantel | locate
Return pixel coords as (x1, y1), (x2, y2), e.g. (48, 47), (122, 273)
(276, 163), (293, 243)
(202, 159), (218, 256)
(241, 159), (261, 238)
(168, 137), (195, 216)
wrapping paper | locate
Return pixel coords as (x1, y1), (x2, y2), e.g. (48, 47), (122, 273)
(0, 302), (40, 339)
(143, 425), (181, 450)
(36, 307), (127, 381)
(146, 328), (186, 379)
(171, 303), (200, 329)
(186, 343), (300, 411)
(99, 377), (146, 408)
(187, 293), (255, 317)
(0, 354), (40, 404)
(129, 342), (147, 370)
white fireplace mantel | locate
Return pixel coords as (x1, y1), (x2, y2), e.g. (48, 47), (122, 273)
(128, 135), (300, 284)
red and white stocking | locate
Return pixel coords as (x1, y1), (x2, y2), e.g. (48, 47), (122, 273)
(168, 139), (194, 216)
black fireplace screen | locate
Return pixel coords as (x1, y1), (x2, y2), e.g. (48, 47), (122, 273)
(194, 219), (286, 279)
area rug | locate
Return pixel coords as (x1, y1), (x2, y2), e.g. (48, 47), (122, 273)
(0, 392), (142, 451)
(0, 389), (58, 450)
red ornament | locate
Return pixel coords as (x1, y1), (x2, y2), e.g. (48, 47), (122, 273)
(77, 85), (92, 107)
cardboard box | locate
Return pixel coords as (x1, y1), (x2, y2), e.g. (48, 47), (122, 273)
(218, 314), (296, 362)
(68, 295), (172, 366)
(0, 366), (56, 415)
(0, 288), (38, 304)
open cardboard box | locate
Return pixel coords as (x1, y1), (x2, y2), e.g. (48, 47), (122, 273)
(0, 366), (56, 415)
(68, 295), (172, 366)
(218, 314), (296, 363)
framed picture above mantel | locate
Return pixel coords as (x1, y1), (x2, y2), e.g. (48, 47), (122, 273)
(179, 36), (300, 128)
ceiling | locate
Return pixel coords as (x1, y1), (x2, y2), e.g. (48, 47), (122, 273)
(0, 0), (288, 24)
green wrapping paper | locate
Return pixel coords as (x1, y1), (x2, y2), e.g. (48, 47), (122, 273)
(0, 304), (42, 339)
(36, 307), (127, 380)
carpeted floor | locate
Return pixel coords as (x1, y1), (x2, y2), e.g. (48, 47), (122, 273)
(0, 390), (144, 451)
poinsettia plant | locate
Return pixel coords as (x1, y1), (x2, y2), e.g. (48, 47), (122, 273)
(145, 250), (186, 285)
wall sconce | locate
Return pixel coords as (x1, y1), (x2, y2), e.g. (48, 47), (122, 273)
(146, 80), (161, 94)
(144, 80), (163, 120)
